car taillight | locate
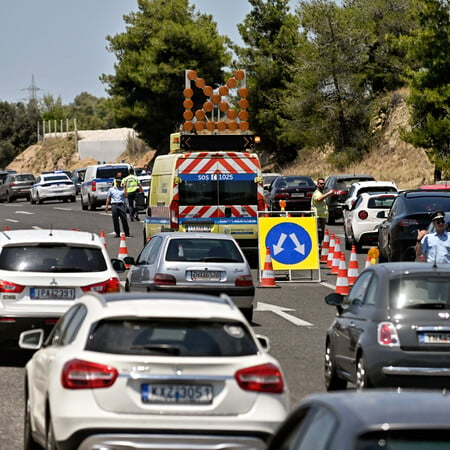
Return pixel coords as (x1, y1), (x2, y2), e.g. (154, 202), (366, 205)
(377, 322), (400, 346)
(306, 192), (313, 198)
(91, 180), (97, 192)
(235, 275), (254, 287)
(358, 210), (368, 220)
(169, 199), (179, 229)
(8, 182), (15, 187)
(235, 363), (284, 393)
(154, 273), (176, 285)
(61, 359), (118, 389)
(81, 277), (121, 293)
(0, 280), (25, 293)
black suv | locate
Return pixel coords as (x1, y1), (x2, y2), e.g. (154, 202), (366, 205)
(324, 174), (375, 224)
(377, 190), (450, 261)
(0, 172), (36, 202)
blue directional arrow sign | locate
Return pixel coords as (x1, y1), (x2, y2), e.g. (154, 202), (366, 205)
(266, 222), (312, 265)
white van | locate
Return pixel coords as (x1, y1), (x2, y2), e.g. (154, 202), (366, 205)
(81, 163), (132, 211)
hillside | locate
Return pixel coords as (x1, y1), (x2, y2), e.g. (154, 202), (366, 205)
(6, 90), (435, 189)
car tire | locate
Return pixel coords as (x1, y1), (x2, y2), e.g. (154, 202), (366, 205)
(24, 395), (40, 450)
(46, 416), (56, 450)
(355, 354), (372, 391)
(36, 194), (42, 205)
(125, 279), (130, 292)
(344, 230), (352, 251)
(70, 196), (76, 202)
(30, 195), (35, 205)
(7, 193), (13, 203)
(88, 197), (96, 211)
(241, 307), (254, 324)
(81, 195), (88, 210)
(325, 343), (347, 391)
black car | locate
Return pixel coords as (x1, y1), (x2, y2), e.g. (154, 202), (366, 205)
(377, 190), (450, 261)
(324, 262), (450, 391)
(265, 175), (316, 212)
(323, 174), (375, 224)
(0, 172), (36, 202)
(267, 390), (450, 450)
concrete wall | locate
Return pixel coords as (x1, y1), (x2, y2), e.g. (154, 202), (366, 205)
(77, 139), (127, 163)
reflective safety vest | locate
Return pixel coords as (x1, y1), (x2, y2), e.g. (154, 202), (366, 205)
(123, 175), (139, 193)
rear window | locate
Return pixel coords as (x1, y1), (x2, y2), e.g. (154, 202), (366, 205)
(15, 174), (35, 182)
(359, 186), (397, 195)
(390, 276), (450, 307)
(165, 238), (244, 262)
(43, 175), (70, 183)
(85, 319), (258, 356)
(337, 177), (375, 189)
(179, 180), (257, 206)
(367, 196), (396, 209)
(0, 245), (107, 272)
(96, 167), (130, 179)
(406, 195), (450, 213)
(279, 177), (315, 188)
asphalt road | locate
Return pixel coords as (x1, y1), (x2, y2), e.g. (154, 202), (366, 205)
(0, 199), (368, 449)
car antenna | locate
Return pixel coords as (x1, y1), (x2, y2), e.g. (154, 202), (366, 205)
(49, 225), (53, 236)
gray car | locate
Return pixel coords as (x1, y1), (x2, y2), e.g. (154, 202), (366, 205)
(0, 172), (35, 202)
(125, 232), (256, 322)
(325, 262), (450, 390)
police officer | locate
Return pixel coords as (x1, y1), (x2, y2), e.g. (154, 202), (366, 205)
(122, 167), (143, 221)
(105, 177), (130, 238)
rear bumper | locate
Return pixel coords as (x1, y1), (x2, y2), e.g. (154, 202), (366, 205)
(77, 432), (268, 450)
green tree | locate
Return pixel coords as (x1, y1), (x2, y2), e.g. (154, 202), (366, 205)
(284, 0), (372, 163)
(401, 0), (450, 177)
(235, 0), (301, 165)
(101, 0), (231, 153)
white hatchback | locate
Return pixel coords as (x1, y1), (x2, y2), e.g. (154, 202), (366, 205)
(30, 172), (76, 204)
(0, 229), (125, 354)
(343, 192), (397, 250)
(20, 291), (290, 450)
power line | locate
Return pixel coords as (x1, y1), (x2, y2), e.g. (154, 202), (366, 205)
(21, 74), (42, 102)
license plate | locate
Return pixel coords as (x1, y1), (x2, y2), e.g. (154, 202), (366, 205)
(30, 288), (75, 300)
(191, 271), (221, 281)
(141, 384), (213, 404)
(186, 224), (212, 232)
(419, 333), (450, 344)
(291, 193), (305, 198)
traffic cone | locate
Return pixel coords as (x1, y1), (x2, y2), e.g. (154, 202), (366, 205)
(118, 233), (130, 268)
(335, 253), (350, 295)
(331, 237), (342, 275)
(99, 230), (107, 248)
(320, 229), (330, 263)
(365, 253), (371, 268)
(348, 245), (359, 285)
(326, 233), (336, 268)
(259, 247), (280, 288)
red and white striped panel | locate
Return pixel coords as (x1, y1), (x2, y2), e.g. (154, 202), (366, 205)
(179, 205), (258, 218)
(177, 153), (261, 174)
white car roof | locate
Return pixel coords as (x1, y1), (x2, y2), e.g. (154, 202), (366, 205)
(78, 292), (242, 321)
(352, 180), (397, 189)
(0, 229), (104, 247)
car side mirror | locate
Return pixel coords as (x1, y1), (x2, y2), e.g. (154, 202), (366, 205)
(19, 329), (44, 350)
(325, 292), (345, 314)
(376, 211), (386, 219)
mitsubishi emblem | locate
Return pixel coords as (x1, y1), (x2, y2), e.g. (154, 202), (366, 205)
(50, 277), (57, 286)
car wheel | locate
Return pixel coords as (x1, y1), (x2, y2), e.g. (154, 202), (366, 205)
(88, 197), (96, 211)
(125, 279), (130, 292)
(46, 415), (56, 450)
(344, 230), (352, 251)
(36, 194), (42, 205)
(30, 195), (35, 205)
(241, 307), (253, 324)
(355, 354), (372, 391)
(324, 343), (347, 391)
(7, 193), (13, 203)
(81, 195), (88, 210)
(24, 395), (40, 450)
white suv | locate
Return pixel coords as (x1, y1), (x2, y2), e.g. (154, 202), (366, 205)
(80, 163), (133, 211)
(20, 291), (289, 450)
(0, 229), (125, 355)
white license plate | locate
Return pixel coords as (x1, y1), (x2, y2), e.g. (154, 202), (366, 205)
(141, 384), (213, 404)
(191, 271), (221, 281)
(291, 193), (305, 198)
(186, 224), (212, 232)
(30, 288), (75, 300)
(419, 333), (450, 344)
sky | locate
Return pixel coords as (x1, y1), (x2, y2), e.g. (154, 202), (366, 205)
(0, 0), (297, 105)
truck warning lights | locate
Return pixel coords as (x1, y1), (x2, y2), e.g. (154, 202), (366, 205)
(183, 69), (249, 133)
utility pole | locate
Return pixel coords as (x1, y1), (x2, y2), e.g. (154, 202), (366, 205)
(21, 74), (42, 102)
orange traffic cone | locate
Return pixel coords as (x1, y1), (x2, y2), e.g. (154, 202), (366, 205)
(118, 233), (130, 268)
(365, 253), (371, 268)
(335, 253), (350, 295)
(326, 233), (335, 268)
(320, 229), (330, 263)
(259, 247), (279, 288)
(331, 237), (342, 275)
(99, 230), (107, 248)
(348, 245), (359, 285)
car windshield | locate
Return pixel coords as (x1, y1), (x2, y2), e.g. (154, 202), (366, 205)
(390, 276), (450, 308)
(165, 238), (244, 262)
(0, 245), (107, 272)
(85, 319), (258, 356)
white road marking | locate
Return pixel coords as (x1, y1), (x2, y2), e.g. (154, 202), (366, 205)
(256, 302), (314, 327)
